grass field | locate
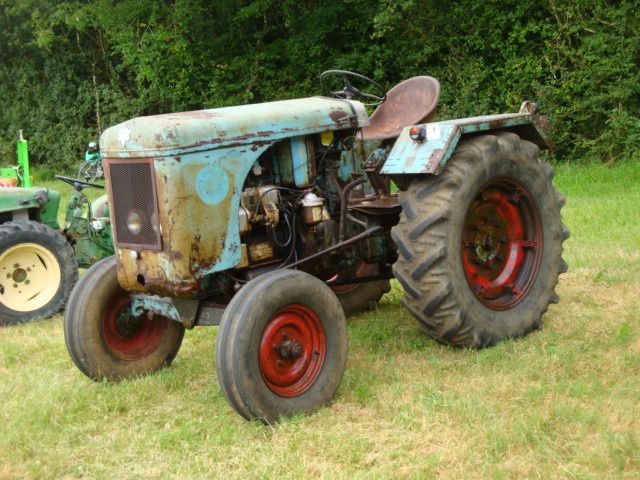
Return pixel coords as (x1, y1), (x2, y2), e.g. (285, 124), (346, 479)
(1, 161), (639, 479)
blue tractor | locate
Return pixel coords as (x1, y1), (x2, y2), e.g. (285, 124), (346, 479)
(64, 71), (569, 422)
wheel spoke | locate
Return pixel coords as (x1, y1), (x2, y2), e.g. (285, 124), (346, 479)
(358, 91), (384, 101)
(341, 73), (354, 90)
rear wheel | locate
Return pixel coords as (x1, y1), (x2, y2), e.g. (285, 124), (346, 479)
(0, 221), (77, 325)
(216, 269), (348, 422)
(391, 133), (569, 348)
(64, 256), (184, 380)
(331, 262), (390, 316)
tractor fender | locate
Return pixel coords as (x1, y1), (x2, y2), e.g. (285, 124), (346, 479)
(381, 102), (552, 176)
(0, 187), (60, 229)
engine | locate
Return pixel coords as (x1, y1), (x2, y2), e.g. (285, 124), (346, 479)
(227, 131), (398, 286)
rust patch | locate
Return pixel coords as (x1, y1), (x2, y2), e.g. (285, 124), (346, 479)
(427, 148), (444, 172)
(165, 110), (224, 120)
(329, 110), (348, 122)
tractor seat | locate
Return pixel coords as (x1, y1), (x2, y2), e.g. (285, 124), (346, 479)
(360, 76), (440, 141)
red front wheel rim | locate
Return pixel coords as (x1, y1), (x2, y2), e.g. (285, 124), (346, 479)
(259, 304), (326, 398)
(102, 293), (167, 360)
(461, 179), (542, 310)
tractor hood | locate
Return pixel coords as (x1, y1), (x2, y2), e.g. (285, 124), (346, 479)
(100, 97), (369, 158)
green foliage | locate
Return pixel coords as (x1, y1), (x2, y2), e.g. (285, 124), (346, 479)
(0, 0), (639, 171)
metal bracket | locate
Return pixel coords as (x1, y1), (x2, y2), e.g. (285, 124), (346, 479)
(12, 209), (29, 222)
(130, 295), (225, 329)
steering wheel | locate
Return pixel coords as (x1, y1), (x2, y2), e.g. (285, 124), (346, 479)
(55, 175), (104, 191)
(320, 70), (387, 107)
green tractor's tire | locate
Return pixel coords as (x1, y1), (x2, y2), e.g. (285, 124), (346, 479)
(0, 221), (77, 326)
(216, 269), (348, 423)
(391, 132), (569, 348)
(64, 256), (184, 380)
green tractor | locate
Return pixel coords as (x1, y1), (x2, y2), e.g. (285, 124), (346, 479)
(0, 133), (114, 325)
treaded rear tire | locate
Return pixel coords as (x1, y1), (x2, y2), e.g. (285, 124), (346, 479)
(0, 221), (77, 325)
(391, 133), (569, 348)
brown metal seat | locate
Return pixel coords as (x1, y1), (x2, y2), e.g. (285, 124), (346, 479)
(360, 76), (440, 141)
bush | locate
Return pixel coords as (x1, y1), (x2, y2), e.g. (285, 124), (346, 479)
(0, 0), (638, 171)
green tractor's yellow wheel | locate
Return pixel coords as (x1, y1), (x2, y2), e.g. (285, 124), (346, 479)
(0, 242), (61, 312)
(0, 221), (77, 325)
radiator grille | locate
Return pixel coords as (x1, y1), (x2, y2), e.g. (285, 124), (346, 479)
(106, 159), (162, 250)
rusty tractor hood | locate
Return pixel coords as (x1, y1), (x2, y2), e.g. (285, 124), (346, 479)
(101, 97), (369, 157)
(100, 96), (369, 298)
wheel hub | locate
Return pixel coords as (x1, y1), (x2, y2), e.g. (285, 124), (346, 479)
(461, 181), (542, 310)
(101, 293), (166, 360)
(11, 266), (28, 283)
(0, 243), (61, 312)
(259, 304), (326, 398)
(276, 339), (304, 360)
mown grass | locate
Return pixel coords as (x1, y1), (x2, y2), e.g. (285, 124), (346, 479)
(1, 161), (639, 479)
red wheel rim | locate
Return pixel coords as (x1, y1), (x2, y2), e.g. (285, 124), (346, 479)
(101, 292), (167, 360)
(461, 179), (542, 310)
(259, 304), (326, 398)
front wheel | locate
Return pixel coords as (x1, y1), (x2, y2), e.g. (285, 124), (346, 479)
(64, 256), (184, 380)
(215, 269), (348, 422)
(391, 133), (569, 348)
(0, 221), (77, 325)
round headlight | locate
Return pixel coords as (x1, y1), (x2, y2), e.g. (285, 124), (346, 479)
(127, 211), (143, 235)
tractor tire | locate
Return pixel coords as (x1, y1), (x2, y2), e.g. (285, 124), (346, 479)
(64, 256), (184, 380)
(216, 269), (348, 423)
(332, 262), (390, 316)
(0, 221), (77, 326)
(334, 280), (390, 316)
(391, 133), (569, 348)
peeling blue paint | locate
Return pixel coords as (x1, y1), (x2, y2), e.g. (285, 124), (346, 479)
(291, 136), (310, 187)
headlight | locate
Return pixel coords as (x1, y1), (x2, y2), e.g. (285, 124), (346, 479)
(127, 211), (143, 235)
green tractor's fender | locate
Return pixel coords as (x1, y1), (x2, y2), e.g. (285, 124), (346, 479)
(0, 187), (61, 229)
